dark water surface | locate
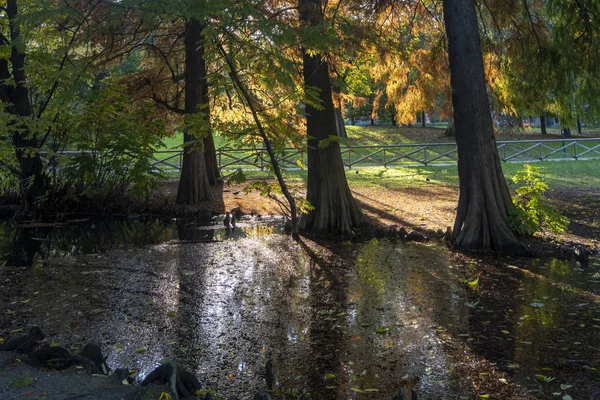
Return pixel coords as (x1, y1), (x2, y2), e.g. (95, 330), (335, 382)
(0, 219), (599, 399)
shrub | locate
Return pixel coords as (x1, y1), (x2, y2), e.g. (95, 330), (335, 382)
(509, 164), (569, 235)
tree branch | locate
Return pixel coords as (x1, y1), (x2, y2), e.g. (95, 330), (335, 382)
(152, 94), (185, 114)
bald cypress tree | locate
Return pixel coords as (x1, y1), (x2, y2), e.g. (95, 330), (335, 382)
(298, 0), (365, 237)
(443, 0), (529, 255)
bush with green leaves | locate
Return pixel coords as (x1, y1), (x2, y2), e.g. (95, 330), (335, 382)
(509, 164), (569, 235)
(57, 82), (164, 202)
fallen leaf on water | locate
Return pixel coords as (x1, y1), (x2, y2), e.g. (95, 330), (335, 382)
(323, 373), (336, 380)
(350, 387), (364, 393)
(479, 395), (489, 399)
(134, 347), (145, 354)
(560, 384), (573, 390)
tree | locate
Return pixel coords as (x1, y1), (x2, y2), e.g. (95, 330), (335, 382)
(298, 0), (365, 236)
(176, 18), (213, 204)
(443, 0), (529, 255)
(0, 0), (45, 213)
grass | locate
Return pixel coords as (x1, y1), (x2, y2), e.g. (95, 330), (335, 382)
(259, 158), (600, 193)
(153, 126), (600, 193)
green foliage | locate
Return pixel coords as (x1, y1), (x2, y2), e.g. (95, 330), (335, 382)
(509, 164), (569, 235)
(58, 82), (163, 200)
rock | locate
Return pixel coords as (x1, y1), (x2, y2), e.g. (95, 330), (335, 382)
(0, 326), (45, 353)
(114, 368), (135, 385)
(76, 342), (109, 375)
(26, 344), (73, 370)
(142, 360), (201, 399)
(405, 230), (428, 242)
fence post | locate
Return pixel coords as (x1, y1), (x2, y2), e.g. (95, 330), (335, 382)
(574, 142), (577, 160)
(539, 143), (542, 161)
(423, 146), (428, 166)
(383, 147), (386, 168)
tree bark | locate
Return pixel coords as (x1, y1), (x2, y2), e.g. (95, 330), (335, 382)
(443, 0), (529, 255)
(1, 0), (45, 212)
(298, 0), (365, 237)
(177, 18), (213, 204)
(540, 113), (547, 135)
(576, 116), (582, 135)
(334, 108), (347, 139)
(198, 50), (220, 185)
(421, 109), (426, 127)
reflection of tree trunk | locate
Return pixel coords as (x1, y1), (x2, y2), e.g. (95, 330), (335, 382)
(176, 222), (214, 241)
(540, 113), (547, 135)
(306, 257), (348, 398)
(298, 0), (365, 236)
(177, 18), (213, 204)
(6, 228), (45, 267)
(334, 108), (347, 139)
(443, 0), (529, 255)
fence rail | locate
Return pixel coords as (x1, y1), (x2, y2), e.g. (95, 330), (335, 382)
(151, 138), (600, 173)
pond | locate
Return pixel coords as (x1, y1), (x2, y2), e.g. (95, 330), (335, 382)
(0, 218), (599, 399)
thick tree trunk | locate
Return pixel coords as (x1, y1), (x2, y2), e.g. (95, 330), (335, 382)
(198, 51), (220, 185)
(1, 0), (45, 212)
(540, 113), (547, 135)
(204, 132), (220, 184)
(334, 108), (347, 139)
(298, 0), (364, 237)
(443, 0), (529, 255)
(177, 18), (213, 204)
(421, 110), (426, 127)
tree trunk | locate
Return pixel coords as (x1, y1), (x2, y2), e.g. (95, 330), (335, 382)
(540, 113), (547, 135)
(204, 133), (220, 184)
(177, 18), (213, 204)
(577, 116), (582, 135)
(443, 0), (529, 255)
(334, 108), (348, 139)
(562, 127), (572, 138)
(421, 109), (426, 127)
(298, 0), (365, 237)
(1, 0), (45, 212)
(370, 118), (375, 126)
(198, 49), (221, 185)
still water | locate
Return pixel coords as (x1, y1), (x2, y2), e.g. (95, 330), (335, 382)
(0, 218), (598, 399)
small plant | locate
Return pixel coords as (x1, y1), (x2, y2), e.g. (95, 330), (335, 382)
(509, 164), (569, 235)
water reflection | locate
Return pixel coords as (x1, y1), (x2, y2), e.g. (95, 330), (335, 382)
(1, 222), (599, 399)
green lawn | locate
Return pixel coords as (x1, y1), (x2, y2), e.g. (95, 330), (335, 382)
(153, 126), (600, 193)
